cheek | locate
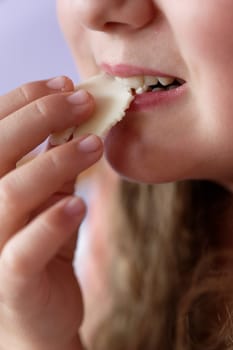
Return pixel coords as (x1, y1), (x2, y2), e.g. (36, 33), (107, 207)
(57, 0), (99, 79)
(174, 3), (233, 74)
(168, 2), (233, 140)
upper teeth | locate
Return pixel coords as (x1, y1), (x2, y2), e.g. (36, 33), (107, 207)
(157, 77), (176, 86)
(117, 76), (144, 89)
(115, 75), (178, 94)
(144, 76), (158, 86)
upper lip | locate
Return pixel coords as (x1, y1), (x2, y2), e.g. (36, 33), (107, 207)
(100, 62), (180, 79)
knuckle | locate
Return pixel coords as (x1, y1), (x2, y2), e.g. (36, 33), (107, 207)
(18, 81), (48, 104)
(37, 215), (56, 237)
(46, 150), (63, 175)
(34, 97), (51, 120)
(33, 95), (66, 130)
(45, 148), (79, 185)
(18, 84), (32, 104)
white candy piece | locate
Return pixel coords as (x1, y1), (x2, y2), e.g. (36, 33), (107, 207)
(50, 73), (134, 145)
(50, 127), (75, 145)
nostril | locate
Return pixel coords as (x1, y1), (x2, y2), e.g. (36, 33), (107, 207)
(103, 21), (129, 32)
(75, 0), (156, 32)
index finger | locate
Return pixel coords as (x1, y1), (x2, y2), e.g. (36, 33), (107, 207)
(0, 134), (103, 248)
(0, 76), (74, 119)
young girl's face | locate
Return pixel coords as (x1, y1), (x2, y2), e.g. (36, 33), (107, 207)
(57, 0), (233, 185)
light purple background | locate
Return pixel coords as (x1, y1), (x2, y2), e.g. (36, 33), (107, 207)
(0, 0), (79, 94)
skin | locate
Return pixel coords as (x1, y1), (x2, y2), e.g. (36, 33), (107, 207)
(0, 1), (232, 350)
(57, 0), (233, 347)
(57, 0), (233, 185)
(0, 79), (103, 350)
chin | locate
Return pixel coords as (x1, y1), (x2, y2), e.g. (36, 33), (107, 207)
(104, 129), (202, 185)
(104, 131), (144, 183)
(104, 151), (178, 184)
(103, 115), (209, 184)
(104, 129), (175, 185)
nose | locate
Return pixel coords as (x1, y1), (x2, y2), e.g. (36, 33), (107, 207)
(76, 0), (155, 31)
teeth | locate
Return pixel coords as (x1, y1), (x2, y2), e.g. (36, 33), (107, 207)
(135, 86), (148, 94)
(167, 85), (178, 90)
(152, 87), (164, 92)
(116, 76), (144, 89)
(158, 77), (175, 86)
(144, 76), (158, 86)
(115, 74), (181, 93)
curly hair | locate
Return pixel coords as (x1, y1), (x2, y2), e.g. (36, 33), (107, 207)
(88, 180), (233, 350)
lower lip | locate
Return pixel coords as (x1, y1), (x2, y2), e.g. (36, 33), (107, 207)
(128, 84), (187, 112)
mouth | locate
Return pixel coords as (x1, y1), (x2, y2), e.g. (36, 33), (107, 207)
(101, 63), (186, 111)
(115, 75), (184, 94)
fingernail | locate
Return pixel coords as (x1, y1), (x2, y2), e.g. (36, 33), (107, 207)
(64, 197), (85, 217)
(47, 76), (66, 90)
(78, 134), (101, 153)
(67, 90), (90, 105)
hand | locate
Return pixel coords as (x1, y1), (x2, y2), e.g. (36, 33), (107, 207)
(0, 77), (103, 350)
